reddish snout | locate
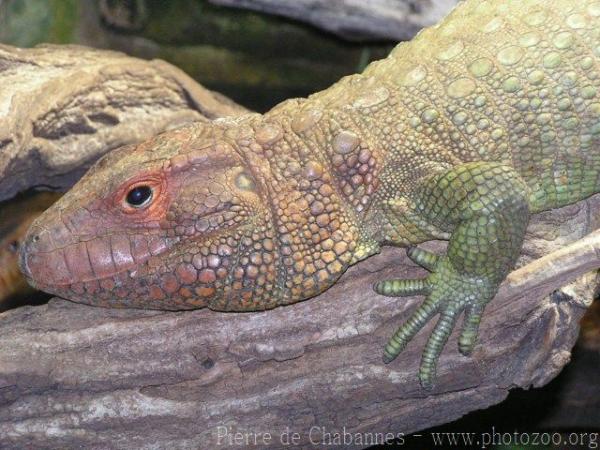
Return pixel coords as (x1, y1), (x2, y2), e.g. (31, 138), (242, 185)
(19, 212), (138, 289)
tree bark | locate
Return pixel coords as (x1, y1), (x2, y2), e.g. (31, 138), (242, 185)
(1, 192), (598, 448)
(0, 43), (247, 202)
(207, 0), (460, 42)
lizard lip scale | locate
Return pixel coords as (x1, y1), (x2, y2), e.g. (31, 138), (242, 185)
(19, 226), (73, 287)
(20, 225), (90, 288)
(20, 214), (141, 289)
(20, 245), (72, 287)
(18, 0), (600, 388)
(21, 235), (136, 288)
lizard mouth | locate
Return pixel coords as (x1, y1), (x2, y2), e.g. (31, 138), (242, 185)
(20, 228), (177, 289)
(19, 205), (244, 291)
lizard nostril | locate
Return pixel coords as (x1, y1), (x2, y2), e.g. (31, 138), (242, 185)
(32, 235), (40, 243)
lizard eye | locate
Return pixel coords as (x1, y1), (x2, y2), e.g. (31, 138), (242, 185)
(126, 185), (153, 208)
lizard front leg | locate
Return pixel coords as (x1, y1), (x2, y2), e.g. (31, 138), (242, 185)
(375, 162), (531, 389)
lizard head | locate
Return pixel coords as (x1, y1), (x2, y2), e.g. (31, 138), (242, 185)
(19, 121), (283, 310)
(20, 115), (379, 310)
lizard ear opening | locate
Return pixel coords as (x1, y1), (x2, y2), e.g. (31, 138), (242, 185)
(234, 170), (256, 192)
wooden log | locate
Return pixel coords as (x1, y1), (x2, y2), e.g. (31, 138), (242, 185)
(0, 191), (597, 448)
(207, 0), (461, 41)
(0, 43), (247, 202)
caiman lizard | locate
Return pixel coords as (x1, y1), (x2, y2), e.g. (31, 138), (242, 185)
(19, 0), (600, 388)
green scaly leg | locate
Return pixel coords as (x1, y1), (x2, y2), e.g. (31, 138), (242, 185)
(375, 162), (531, 389)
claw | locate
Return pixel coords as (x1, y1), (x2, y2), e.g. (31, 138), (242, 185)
(406, 247), (440, 271)
(382, 352), (395, 364)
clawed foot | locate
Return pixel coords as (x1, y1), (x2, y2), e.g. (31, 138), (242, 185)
(374, 246), (496, 389)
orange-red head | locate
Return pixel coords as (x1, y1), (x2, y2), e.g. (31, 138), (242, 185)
(20, 116), (379, 311)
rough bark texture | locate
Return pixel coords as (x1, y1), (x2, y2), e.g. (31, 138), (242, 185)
(0, 43), (247, 202)
(208, 0), (460, 41)
(1, 192), (598, 449)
